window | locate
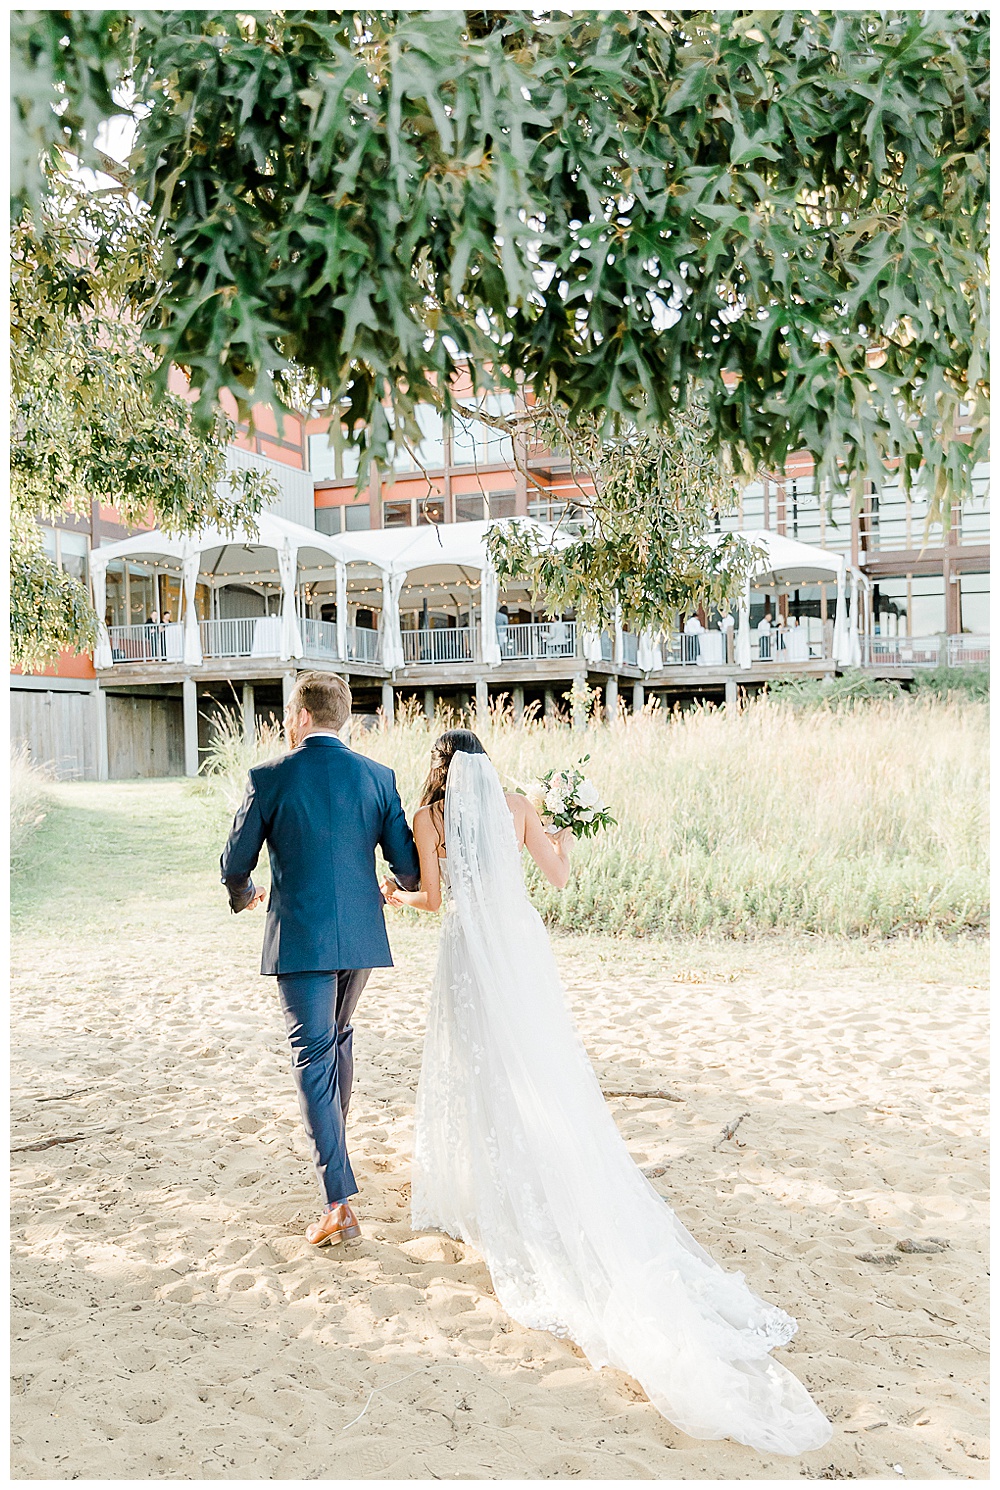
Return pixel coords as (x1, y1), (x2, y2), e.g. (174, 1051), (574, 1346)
(105, 560), (125, 626)
(128, 564), (156, 625)
(959, 573), (989, 633)
(872, 578), (909, 637)
(58, 530), (89, 584)
(909, 576), (945, 636)
(455, 494), (485, 523)
(308, 428), (361, 481)
(383, 500), (413, 528)
(740, 481), (765, 527)
(38, 524), (89, 583)
(959, 466), (990, 543)
(315, 507), (343, 535)
(488, 491), (517, 519)
(344, 505), (371, 532)
(452, 392), (515, 466)
(869, 480), (908, 550)
(528, 498), (584, 531)
(785, 478), (821, 546)
(389, 405), (446, 472)
(417, 497), (445, 526)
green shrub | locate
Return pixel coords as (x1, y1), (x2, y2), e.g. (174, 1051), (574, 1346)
(908, 664), (989, 701)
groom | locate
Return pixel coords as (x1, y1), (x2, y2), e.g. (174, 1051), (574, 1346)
(220, 672), (420, 1247)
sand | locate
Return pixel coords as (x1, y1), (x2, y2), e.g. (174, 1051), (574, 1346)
(10, 781), (989, 1480)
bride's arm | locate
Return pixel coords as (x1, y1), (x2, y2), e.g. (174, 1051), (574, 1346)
(516, 795), (573, 889)
(383, 806), (442, 913)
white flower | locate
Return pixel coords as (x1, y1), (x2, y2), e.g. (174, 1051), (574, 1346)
(576, 779), (601, 809)
(578, 808), (595, 823)
(545, 786), (567, 815)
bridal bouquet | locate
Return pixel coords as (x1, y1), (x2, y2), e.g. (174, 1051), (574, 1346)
(520, 756), (616, 840)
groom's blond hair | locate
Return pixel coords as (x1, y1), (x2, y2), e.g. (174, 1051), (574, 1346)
(288, 672), (352, 730)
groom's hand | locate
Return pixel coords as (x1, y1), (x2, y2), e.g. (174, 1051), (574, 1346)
(248, 888), (267, 910)
(380, 876), (402, 907)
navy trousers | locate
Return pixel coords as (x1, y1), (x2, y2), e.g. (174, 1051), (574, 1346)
(276, 969), (370, 1207)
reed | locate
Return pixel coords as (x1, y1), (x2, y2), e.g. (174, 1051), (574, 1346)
(353, 694), (988, 940)
(194, 694), (988, 939)
(9, 746), (51, 867)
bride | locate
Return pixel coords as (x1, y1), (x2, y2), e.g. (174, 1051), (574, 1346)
(383, 730), (832, 1456)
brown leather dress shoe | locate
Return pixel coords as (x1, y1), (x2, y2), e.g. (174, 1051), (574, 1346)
(305, 1202), (362, 1247)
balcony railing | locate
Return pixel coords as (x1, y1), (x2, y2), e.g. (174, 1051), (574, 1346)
(862, 634), (989, 668)
(500, 621), (577, 660)
(200, 617), (270, 658)
(401, 626), (474, 664)
(947, 634), (990, 666)
(300, 617), (340, 660)
(108, 622), (185, 663)
(346, 625), (381, 663)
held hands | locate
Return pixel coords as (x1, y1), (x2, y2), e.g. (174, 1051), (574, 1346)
(248, 888), (267, 910)
(380, 876), (404, 908)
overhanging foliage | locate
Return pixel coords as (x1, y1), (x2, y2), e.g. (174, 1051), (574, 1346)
(11, 9), (989, 516)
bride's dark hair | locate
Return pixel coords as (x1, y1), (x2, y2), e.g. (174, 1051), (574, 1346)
(419, 729), (487, 810)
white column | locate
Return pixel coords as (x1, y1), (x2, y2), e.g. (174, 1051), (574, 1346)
(242, 682), (255, 743)
(90, 557), (113, 669)
(512, 685), (524, 725)
(335, 560), (348, 662)
(832, 559), (849, 663)
(725, 678), (738, 716)
(94, 686), (109, 780)
(381, 680), (395, 724)
(475, 678), (489, 723)
(605, 675), (618, 723)
(479, 564), (501, 667)
(182, 677), (199, 777)
(278, 542), (303, 661)
(632, 681), (644, 714)
(181, 547), (203, 666)
(847, 570), (862, 665)
(423, 688), (435, 720)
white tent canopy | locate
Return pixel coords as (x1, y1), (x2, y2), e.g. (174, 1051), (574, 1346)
(721, 528), (857, 669)
(90, 514), (575, 671)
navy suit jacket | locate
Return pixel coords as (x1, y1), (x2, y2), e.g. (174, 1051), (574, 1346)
(220, 735), (420, 976)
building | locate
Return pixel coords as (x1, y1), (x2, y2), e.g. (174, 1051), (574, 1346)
(11, 393), (990, 780)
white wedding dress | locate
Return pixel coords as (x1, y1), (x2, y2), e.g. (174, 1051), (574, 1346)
(412, 752), (832, 1455)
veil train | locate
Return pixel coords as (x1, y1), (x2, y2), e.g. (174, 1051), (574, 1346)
(412, 750), (832, 1455)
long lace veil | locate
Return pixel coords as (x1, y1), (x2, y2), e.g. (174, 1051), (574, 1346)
(420, 750), (831, 1456)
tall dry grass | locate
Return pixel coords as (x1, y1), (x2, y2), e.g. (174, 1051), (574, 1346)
(197, 695), (988, 939)
(10, 747), (51, 867)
